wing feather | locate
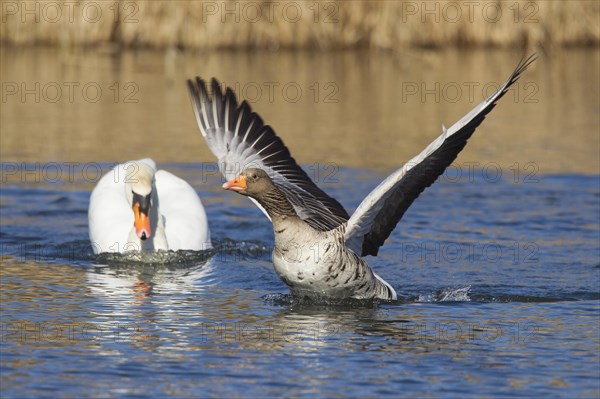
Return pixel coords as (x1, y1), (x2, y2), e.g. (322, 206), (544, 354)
(187, 77), (350, 230)
(345, 54), (538, 256)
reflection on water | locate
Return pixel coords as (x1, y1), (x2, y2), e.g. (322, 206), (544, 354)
(2, 258), (599, 398)
(1, 47), (598, 173)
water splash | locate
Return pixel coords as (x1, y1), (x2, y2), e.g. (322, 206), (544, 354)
(417, 286), (472, 302)
(94, 249), (215, 266)
(262, 293), (385, 309)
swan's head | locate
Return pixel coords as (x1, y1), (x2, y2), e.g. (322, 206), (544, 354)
(222, 168), (273, 198)
(124, 161), (155, 240)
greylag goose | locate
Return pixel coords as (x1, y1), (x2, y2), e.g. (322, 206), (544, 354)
(187, 55), (537, 300)
(89, 158), (211, 254)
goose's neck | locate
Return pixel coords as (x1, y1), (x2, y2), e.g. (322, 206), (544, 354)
(256, 186), (298, 222)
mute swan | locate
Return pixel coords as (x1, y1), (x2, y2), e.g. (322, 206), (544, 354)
(88, 158), (211, 254)
(186, 55), (536, 300)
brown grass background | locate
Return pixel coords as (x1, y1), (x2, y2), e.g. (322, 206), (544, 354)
(1, 0), (598, 49)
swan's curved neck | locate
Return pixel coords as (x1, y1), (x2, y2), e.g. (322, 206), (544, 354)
(123, 163), (169, 250)
(127, 197), (167, 251)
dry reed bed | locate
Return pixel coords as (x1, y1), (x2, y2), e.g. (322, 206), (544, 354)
(1, 0), (598, 49)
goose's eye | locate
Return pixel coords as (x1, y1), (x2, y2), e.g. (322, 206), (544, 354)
(251, 173), (258, 180)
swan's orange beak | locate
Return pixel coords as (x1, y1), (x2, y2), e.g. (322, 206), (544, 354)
(133, 202), (151, 240)
(222, 175), (247, 192)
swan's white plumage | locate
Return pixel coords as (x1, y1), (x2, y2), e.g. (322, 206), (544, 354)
(153, 169), (212, 251)
(88, 159), (211, 254)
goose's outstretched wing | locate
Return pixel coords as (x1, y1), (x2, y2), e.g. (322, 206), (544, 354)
(187, 78), (349, 231)
(345, 54), (537, 256)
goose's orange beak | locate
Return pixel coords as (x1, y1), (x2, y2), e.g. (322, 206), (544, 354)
(222, 175), (247, 192)
(133, 202), (151, 240)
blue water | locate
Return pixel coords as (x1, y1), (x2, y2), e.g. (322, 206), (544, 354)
(1, 164), (599, 398)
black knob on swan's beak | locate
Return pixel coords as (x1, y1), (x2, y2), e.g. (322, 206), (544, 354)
(141, 232), (147, 240)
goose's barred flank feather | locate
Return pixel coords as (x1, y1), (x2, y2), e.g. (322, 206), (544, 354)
(187, 77), (350, 231)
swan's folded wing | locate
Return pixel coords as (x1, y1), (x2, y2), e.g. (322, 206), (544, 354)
(345, 54), (537, 257)
(154, 170), (212, 251)
(187, 78), (349, 231)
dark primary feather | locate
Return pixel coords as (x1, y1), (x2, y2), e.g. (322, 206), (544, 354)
(354, 54), (538, 256)
(187, 77), (350, 231)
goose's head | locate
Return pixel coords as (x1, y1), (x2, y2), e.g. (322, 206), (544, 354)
(222, 168), (273, 198)
(124, 161), (155, 240)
